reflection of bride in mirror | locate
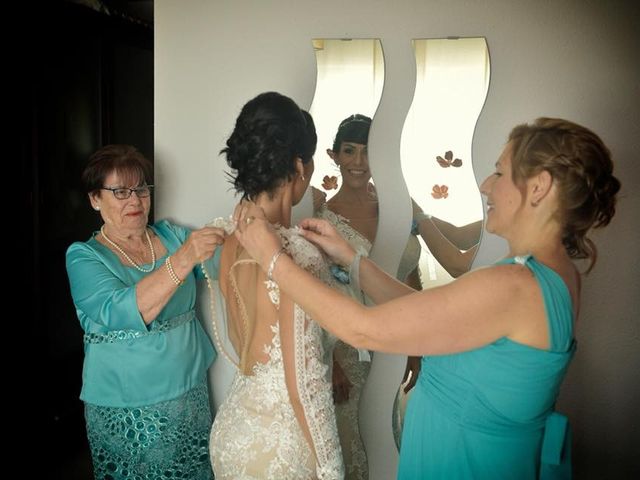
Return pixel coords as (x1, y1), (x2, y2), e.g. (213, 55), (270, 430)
(313, 114), (482, 473)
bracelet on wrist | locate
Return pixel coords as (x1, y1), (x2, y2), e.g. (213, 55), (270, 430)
(165, 256), (185, 287)
(412, 212), (433, 235)
(267, 247), (286, 282)
(349, 250), (367, 293)
(414, 211), (433, 222)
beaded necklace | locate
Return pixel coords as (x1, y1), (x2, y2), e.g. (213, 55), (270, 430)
(201, 261), (237, 366)
(100, 225), (156, 273)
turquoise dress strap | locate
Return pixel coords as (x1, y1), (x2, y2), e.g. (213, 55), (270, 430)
(502, 254), (574, 352)
(501, 255), (575, 478)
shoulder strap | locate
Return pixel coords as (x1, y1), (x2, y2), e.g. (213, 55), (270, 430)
(500, 256), (574, 352)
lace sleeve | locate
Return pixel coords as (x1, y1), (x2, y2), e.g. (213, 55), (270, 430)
(277, 227), (344, 479)
(292, 304), (344, 479)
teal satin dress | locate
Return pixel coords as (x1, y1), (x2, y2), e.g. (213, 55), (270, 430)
(398, 255), (574, 479)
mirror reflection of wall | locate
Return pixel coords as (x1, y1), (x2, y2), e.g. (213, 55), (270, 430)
(401, 37), (489, 287)
(310, 38), (384, 201)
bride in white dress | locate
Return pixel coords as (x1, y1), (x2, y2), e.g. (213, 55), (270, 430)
(209, 92), (344, 479)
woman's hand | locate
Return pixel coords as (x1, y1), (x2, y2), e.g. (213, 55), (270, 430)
(298, 218), (356, 267)
(234, 201), (283, 270)
(177, 226), (226, 266)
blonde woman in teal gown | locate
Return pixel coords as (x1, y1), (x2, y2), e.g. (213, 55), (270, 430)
(233, 118), (620, 478)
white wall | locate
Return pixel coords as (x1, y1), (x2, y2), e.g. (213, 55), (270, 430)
(156, 1), (640, 477)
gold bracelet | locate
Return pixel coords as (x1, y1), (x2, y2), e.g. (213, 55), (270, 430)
(165, 256), (185, 287)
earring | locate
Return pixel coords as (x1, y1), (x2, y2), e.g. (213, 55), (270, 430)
(531, 200), (539, 207)
(300, 174), (305, 182)
(94, 206), (100, 211)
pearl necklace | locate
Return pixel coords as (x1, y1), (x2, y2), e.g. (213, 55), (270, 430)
(100, 225), (156, 273)
(200, 215), (239, 367)
(201, 261), (238, 367)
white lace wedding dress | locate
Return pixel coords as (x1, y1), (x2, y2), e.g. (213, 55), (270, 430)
(314, 204), (371, 479)
(209, 224), (344, 480)
(314, 203), (421, 479)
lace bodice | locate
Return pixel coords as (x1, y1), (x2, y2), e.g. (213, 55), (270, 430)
(209, 222), (343, 479)
(316, 204), (372, 257)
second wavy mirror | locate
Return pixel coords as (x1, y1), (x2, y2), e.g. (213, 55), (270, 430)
(392, 38), (489, 451)
(401, 37), (489, 288)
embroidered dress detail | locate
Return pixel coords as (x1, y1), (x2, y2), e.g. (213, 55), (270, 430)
(83, 310), (195, 344)
(314, 204), (372, 479)
(85, 382), (212, 480)
(206, 215), (237, 235)
(209, 222), (344, 479)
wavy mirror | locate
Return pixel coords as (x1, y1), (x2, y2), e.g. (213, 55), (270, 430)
(392, 37), (489, 450)
(309, 38), (384, 479)
(400, 37), (488, 287)
(310, 38), (384, 203)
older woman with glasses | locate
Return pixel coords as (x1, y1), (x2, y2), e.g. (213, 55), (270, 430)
(65, 144), (225, 480)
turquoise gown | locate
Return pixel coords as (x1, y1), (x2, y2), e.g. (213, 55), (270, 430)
(398, 255), (574, 479)
(66, 220), (219, 480)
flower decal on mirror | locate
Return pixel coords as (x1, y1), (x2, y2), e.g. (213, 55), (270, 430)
(436, 150), (462, 168)
(431, 185), (449, 199)
(322, 175), (339, 190)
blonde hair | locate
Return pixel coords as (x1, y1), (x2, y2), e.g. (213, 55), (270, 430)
(508, 118), (620, 272)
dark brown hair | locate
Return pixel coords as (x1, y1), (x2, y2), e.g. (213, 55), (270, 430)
(332, 113), (371, 152)
(82, 144), (153, 194)
(222, 92), (316, 201)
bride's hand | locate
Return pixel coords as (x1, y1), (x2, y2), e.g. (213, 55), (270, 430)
(298, 218), (356, 267)
(234, 202), (283, 271)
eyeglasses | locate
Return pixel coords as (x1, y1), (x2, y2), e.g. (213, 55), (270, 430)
(101, 185), (154, 200)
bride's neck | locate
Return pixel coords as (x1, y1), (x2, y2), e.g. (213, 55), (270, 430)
(254, 187), (293, 228)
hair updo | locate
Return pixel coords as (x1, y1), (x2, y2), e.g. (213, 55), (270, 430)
(222, 92), (316, 201)
(332, 113), (372, 151)
(508, 117), (621, 271)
